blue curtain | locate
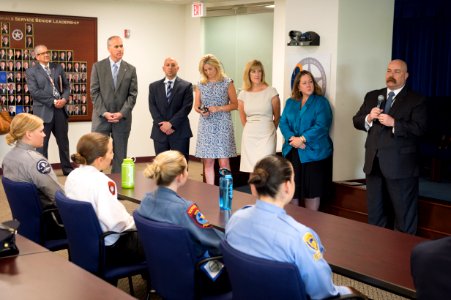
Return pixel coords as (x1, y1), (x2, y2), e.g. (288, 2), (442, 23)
(393, 0), (451, 97)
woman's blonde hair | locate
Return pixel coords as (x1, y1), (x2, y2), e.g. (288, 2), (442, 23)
(71, 132), (110, 165)
(242, 60), (268, 91)
(144, 150), (187, 186)
(5, 113), (43, 145)
(198, 54), (226, 84)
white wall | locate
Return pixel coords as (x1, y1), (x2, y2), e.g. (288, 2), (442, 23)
(335, 0), (394, 180)
(0, 0), (198, 164)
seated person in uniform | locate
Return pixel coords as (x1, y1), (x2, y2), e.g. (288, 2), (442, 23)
(3, 113), (65, 239)
(225, 155), (366, 300)
(64, 132), (144, 266)
(137, 150), (230, 293)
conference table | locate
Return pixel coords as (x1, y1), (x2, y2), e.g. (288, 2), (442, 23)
(110, 173), (426, 299)
(0, 234), (135, 299)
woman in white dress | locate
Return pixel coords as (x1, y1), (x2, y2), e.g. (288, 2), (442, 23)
(238, 60), (280, 172)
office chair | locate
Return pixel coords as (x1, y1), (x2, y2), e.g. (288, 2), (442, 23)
(55, 191), (146, 295)
(221, 240), (308, 300)
(133, 211), (232, 300)
(2, 176), (68, 251)
(221, 240), (368, 300)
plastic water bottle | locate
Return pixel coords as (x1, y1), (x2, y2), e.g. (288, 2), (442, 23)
(121, 157), (135, 189)
(219, 168), (233, 210)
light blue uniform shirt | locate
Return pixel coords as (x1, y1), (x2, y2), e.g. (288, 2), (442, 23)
(225, 200), (350, 300)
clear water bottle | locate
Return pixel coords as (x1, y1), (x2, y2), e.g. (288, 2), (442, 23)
(219, 168), (233, 210)
(121, 157), (135, 189)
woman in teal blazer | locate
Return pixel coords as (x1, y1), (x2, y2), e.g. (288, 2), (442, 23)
(279, 70), (333, 210)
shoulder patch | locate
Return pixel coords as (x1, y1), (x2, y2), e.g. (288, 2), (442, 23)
(108, 181), (116, 196)
(187, 204), (212, 228)
(36, 159), (52, 174)
(303, 232), (323, 261)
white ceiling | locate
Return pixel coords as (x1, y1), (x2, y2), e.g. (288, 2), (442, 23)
(92, 0), (269, 7)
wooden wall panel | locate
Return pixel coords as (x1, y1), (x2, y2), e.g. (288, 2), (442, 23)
(0, 11), (97, 121)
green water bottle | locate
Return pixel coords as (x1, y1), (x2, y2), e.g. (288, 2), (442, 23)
(121, 157), (135, 189)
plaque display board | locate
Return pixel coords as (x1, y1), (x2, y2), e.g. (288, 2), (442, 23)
(0, 11), (97, 121)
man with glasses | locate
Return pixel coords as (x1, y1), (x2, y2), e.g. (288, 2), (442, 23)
(26, 44), (74, 176)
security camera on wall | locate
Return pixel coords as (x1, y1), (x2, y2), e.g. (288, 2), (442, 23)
(287, 30), (320, 46)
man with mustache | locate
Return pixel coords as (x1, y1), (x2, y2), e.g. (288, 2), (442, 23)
(353, 59), (427, 234)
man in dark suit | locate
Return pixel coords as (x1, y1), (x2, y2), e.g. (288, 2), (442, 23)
(411, 237), (451, 299)
(148, 57), (193, 160)
(353, 59), (427, 234)
(26, 44), (74, 175)
(90, 35), (137, 173)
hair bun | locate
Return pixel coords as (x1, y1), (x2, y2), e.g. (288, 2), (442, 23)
(154, 164), (161, 174)
(250, 168), (269, 187)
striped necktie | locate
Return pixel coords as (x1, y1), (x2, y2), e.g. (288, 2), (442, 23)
(384, 91), (395, 113)
(166, 81), (173, 102)
(112, 63), (119, 88)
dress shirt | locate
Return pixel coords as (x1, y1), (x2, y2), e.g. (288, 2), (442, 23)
(164, 76), (177, 95)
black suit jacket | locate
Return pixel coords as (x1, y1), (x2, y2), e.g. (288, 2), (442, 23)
(148, 77), (193, 142)
(353, 86), (427, 179)
(411, 237), (451, 300)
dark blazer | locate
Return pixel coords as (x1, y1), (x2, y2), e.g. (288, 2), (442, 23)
(411, 237), (451, 300)
(353, 86), (427, 179)
(148, 77), (193, 142)
(26, 62), (70, 123)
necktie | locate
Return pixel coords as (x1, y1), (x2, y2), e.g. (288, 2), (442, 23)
(384, 91), (395, 113)
(45, 66), (60, 98)
(166, 81), (173, 102)
(112, 63), (119, 88)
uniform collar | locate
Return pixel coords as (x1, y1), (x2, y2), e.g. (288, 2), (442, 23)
(255, 199), (286, 215)
(157, 186), (177, 195)
(16, 140), (35, 151)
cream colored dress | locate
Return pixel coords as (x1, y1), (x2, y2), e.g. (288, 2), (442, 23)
(238, 87), (278, 172)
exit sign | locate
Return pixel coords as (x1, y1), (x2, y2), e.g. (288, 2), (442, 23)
(192, 2), (205, 17)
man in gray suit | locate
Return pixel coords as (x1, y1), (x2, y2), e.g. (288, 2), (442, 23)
(26, 44), (73, 175)
(148, 57), (193, 160)
(90, 35), (137, 173)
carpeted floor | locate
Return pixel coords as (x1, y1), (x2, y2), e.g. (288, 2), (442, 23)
(0, 161), (409, 300)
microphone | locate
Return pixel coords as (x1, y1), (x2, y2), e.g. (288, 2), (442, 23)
(377, 95), (384, 108)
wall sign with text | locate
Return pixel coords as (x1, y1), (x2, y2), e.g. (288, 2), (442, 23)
(0, 11), (97, 122)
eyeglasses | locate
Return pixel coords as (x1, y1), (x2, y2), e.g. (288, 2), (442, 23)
(37, 51), (50, 56)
